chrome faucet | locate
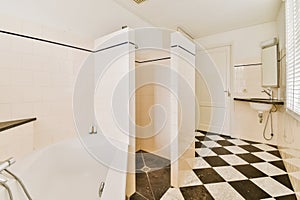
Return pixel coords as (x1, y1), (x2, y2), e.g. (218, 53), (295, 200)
(0, 158), (33, 200)
(261, 88), (273, 99)
(0, 158), (15, 172)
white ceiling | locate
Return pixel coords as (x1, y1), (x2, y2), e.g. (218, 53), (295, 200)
(113, 0), (282, 39)
(0, 0), (282, 40)
(0, 0), (150, 39)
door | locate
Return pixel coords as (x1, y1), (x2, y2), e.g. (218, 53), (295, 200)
(196, 46), (231, 136)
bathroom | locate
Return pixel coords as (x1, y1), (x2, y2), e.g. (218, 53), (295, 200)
(0, 0), (300, 199)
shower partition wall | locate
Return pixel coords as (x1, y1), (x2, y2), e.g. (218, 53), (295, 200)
(134, 29), (196, 188)
(170, 32), (196, 187)
(90, 28), (196, 196)
(74, 28), (136, 197)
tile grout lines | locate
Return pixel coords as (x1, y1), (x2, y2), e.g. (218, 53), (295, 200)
(140, 151), (156, 200)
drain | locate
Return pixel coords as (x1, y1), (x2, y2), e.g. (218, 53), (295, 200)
(141, 166), (151, 173)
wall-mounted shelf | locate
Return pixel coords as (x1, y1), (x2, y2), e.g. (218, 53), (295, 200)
(0, 118), (36, 132)
(234, 97), (284, 105)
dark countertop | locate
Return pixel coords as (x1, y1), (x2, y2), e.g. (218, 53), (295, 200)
(234, 97), (284, 105)
(0, 118), (37, 132)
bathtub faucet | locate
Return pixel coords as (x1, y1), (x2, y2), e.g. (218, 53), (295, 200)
(0, 158), (33, 200)
(0, 175), (13, 200)
(0, 158), (15, 200)
(0, 158), (15, 172)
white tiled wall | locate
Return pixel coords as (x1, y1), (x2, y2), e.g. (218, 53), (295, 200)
(0, 14), (92, 158)
(0, 123), (34, 160)
(234, 66), (263, 98)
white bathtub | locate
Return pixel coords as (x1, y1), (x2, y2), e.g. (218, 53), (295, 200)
(0, 137), (128, 200)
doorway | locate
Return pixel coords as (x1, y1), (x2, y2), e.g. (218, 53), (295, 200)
(196, 46), (231, 136)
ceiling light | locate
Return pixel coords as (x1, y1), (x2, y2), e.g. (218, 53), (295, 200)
(133, 0), (147, 4)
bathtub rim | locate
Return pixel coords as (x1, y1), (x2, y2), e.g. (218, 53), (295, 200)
(0, 137), (129, 200)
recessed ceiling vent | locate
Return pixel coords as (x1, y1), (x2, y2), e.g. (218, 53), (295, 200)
(133, 0), (146, 4)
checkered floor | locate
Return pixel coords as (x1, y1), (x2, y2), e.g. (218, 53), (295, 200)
(132, 131), (297, 200)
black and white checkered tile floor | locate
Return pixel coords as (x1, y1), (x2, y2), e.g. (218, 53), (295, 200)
(168, 131), (296, 200)
(132, 131), (297, 200)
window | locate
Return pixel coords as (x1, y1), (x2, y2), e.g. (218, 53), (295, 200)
(286, 0), (300, 116)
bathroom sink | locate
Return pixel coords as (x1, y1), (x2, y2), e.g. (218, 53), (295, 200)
(249, 102), (272, 112)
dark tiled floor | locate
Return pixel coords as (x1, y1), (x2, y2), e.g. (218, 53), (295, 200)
(272, 174), (294, 190)
(211, 147), (232, 155)
(237, 153), (264, 163)
(270, 160), (287, 171)
(239, 145), (262, 152)
(180, 185), (213, 200)
(202, 156), (229, 167)
(229, 180), (270, 199)
(193, 168), (225, 184)
(233, 165), (267, 178)
(216, 140), (234, 146)
(131, 131), (297, 200)
(269, 150), (282, 158)
(130, 150), (170, 200)
(276, 194), (298, 200)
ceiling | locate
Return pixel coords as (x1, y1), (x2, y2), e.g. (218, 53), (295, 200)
(0, 0), (282, 40)
(0, 0), (150, 39)
(113, 0), (282, 39)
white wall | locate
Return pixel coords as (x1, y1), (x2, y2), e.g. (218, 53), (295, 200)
(0, 4), (150, 159)
(195, 22), (279, 144)
(0, 16), (91, 153)
(0, 123), (33, 160)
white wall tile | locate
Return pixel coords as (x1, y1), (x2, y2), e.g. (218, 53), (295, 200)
(0, 123), (34, 160)
(11, 36), (33, 54)
(0, 69), (12, 86)
(0, 104), (11, 121)
(0, 34), (12, 52)
(11, 103), (34, 119)
(12, 70), (34, 86)
(0, 52), (21, 70)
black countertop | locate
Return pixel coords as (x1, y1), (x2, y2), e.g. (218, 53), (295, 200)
(0, 118), (37, 132)
(234, 98), (284, 105)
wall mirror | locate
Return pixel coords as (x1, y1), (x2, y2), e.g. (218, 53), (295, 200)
(261, 39), (279, 87)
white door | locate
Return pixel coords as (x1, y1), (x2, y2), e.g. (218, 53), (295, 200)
(196, 46), (231, 136)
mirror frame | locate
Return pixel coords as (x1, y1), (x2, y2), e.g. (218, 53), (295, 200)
(261, 44), (279, 88)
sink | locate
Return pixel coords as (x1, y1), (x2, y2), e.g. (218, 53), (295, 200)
(249, 102), (272, 112)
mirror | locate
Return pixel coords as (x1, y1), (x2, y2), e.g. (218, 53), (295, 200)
(261, 45), (279, 87)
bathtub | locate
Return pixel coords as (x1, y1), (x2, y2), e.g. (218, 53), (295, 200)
(0, 137), (129, 200)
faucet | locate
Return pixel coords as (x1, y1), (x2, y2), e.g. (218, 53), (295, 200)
(0, 158), (15, 172)
(0, 158), (33, 200)
(0, 175), (13, 200)
(261, 88), (273, 99)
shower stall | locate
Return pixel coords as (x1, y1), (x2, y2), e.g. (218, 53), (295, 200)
(73, 27), (196, 197)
